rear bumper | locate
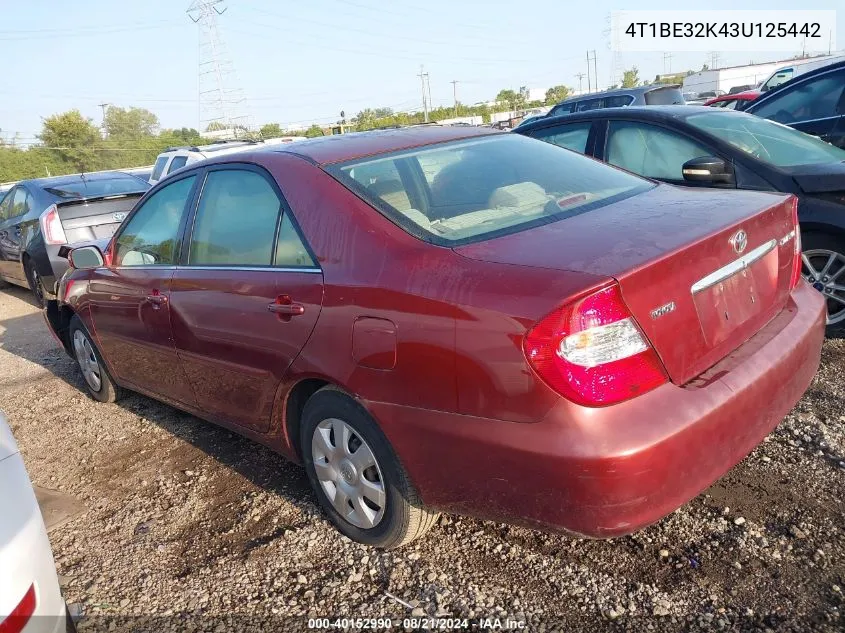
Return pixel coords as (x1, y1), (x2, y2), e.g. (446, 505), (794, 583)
(368, 281), (826, 537)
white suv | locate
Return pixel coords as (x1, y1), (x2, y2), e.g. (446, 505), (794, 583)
(148, 140), (260, 186)
(148, 137), (308, 186)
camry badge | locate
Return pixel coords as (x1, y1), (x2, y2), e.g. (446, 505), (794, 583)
(650, 301), (676, 320)
(730, 229), (748, 255)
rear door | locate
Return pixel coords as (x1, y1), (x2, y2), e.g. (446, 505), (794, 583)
(0, 187), (32, 282)
(87, 174), (199, 406)
(170, 165), (323, 433)
(748, 68), (845, 148)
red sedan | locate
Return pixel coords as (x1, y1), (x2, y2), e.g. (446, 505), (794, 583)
(44, 126), (825, 548)
(703, 90), (762, 110)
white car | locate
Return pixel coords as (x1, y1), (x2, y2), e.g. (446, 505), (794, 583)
(0, 413), (69, 633)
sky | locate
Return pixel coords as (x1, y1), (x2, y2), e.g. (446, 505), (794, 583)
(2, 0), (843, 144)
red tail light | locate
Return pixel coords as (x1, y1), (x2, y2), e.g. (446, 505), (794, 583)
(39, 205), (67, 245)
(788, 196), (802, 290)
(0, 585), (36, 633)
(523, 284), (667, 406)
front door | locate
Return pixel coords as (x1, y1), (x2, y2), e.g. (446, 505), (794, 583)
(170, 167), (323, 433)
(88, 174), (199, 406)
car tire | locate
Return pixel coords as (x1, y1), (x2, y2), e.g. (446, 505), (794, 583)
(801, 232), (845, 336)
(300, 386), (439, 549)
(68, 315), (122, 403)
(24, 258), (45, 309)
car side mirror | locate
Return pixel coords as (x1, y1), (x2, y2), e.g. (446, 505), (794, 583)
(682, 156), (734, 185)
(68, 245), (105, 270)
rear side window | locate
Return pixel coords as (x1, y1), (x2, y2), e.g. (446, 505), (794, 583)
(115, 176), (196, 266)
(530, 122), (592, 154)
(332, 134), (650, 245)
(606, 121), (711, 180)
(644, 87), (685, 105)
(167, 156), (188, 174)
(151, 156), (169, 182)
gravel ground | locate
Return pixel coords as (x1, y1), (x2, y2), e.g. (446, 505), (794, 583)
(1, 284), (844, 632)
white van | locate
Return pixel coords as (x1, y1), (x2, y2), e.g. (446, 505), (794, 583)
(148, 137), (307, 186)
(758, 54), (845, 93)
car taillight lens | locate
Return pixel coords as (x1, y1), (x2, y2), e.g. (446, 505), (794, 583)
(39, 204), (67, 245)
(788, 196), (802, 290)
(0, 585), (36, 633)
(523, 284), (667, 407)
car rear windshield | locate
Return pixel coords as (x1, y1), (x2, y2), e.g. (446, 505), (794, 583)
(42, 175), (148, 199)
(687, 111), (845, 167)
(645, 87), (685, 105)
(328, 134), (651, 245)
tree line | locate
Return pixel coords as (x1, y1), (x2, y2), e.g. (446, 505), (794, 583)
(0, 84), (575, 182)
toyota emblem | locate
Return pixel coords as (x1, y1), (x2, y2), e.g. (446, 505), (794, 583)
(730, 229), (747, 255)
(112, 212), (127, 222)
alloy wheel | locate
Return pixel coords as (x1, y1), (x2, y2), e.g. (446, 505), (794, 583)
(802, 248), (845, 325)
(311, 418), (387, 529)
(72, 330), (102, 392)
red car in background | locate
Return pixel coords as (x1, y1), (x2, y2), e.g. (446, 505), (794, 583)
(704, 90), (762, 110)
(44, 127), (824, 548)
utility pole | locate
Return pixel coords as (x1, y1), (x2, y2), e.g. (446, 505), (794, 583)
(709, 51), (719, 69)
(418, 65), (429, 122)
(450, 80), (459, 117)
(187, 0), (250, 136)
(575, 72), (585, 93)
(426, 74), (433, 119)
(586, 50), (597, 92)
(663, 52), (673, 74)
(98, 102), (110, 137)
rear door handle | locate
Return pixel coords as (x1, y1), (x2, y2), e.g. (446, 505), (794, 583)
(146, 294), (168, 308)
(268, 295), (305, 316)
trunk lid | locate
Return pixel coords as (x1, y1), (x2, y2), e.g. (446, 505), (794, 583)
(455, 184), (798, 385)
(56, 195), (142, 244)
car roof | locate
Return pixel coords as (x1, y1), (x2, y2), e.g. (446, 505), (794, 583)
(705, 90), (761, 104)
(553, 84), (681, 106)
(19, 171), (145, 188)
(264, 125), (498, 165)
(515, 104), (750, 132)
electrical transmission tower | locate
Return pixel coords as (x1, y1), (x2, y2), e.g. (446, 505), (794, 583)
(187, 0), (250, 137)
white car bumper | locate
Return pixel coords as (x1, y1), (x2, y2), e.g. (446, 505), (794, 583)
(0, 447), (66, 633)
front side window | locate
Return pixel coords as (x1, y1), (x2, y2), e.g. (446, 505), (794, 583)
(150, 156), (169, 182)
(330, 134), (650, 245)
(188, 170), (281, 266)
(687, 111), (845, 167)
(763, 69), (793, 91)
(530, 122), (592, 154)
(549, 103), (574, 116)
(752, 70), (845, 124)
(574, 98), (603, 112)
(606, 121), (711, 180)
(0, 189), (13, 221)
(114, 176), (196, 266)
(605, 95), (634, 108)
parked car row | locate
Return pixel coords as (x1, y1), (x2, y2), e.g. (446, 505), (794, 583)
(27, 121), (824, 549)
(518, 59), (845, 333)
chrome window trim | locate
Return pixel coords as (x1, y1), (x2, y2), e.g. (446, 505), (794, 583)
(111, 265), (178, 271)
(177, 265), (322, 273)
(690, 239), (778, 294)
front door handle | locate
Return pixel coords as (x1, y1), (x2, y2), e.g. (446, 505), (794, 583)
(268, 295), (305, 317)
